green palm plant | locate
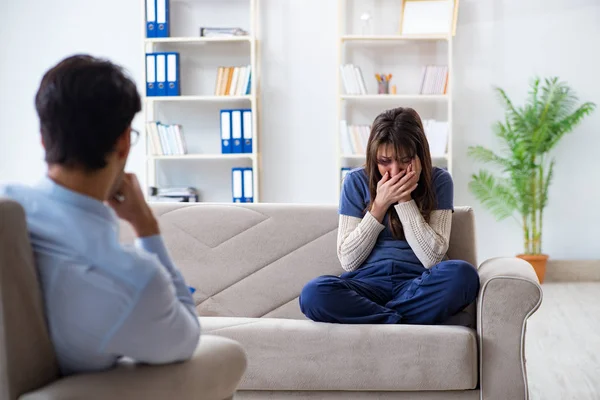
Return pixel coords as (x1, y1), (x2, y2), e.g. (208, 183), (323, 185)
(468, 77), (596, 255)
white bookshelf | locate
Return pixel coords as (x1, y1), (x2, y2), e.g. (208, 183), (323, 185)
(336, 0), (454, 196)
(146, 95), (253, 102)
(142, 0), (261, 203)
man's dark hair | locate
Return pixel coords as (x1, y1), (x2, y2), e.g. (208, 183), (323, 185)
(35, 54), (142, 171)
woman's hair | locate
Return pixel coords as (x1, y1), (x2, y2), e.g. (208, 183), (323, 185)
(365, 107), (436, 240)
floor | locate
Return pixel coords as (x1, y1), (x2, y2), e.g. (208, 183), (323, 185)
(526, 282), (600, 400)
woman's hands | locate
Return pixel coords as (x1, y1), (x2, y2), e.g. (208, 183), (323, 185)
(370, 156), (422, 223)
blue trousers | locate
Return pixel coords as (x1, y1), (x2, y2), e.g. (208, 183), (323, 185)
(299, 260), (480, 325)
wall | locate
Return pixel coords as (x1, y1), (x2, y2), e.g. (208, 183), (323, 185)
(1, 0), (598, 262)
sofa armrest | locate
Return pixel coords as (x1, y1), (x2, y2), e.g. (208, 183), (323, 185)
(20, 335), (247, 400)
(477, 257), (543, 400)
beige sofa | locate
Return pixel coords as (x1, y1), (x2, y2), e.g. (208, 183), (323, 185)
(120, 202), (542, 400)
(1, 199), (543, 399)
(0, 199), (246, 400)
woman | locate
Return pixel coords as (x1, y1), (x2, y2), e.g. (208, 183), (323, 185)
(299, 107), (479, 325)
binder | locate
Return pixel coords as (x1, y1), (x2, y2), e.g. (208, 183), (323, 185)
(220, 110), (232, 154)
(232, 168), (243, 203)
(146, 54), (157, 96)
(155, 53), (167, 96)
(242, 109), (253, 153)
(146, 0), (156, 37)
(156, 0), (170, 38)
(166, 52), (180, 96)
(242, 168), (254, 203)
(231, 110), (243, 153)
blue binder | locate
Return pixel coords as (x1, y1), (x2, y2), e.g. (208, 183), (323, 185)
(146, 0), (156, 37)
(231, 110), (243, 153)
(166, 52), (180, 96)
(242, 168), (254, 203)
(220, 110), (232, 154)
(155, 53), (167, 96)
(156, 0), (170, 37)
(232, 168), (244, 203)
(242, 109), (253, 153)
(145, 54), (157, 96)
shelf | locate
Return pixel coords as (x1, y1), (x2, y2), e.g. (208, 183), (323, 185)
(145, 36), (255, 44)
(341, 154), (449, 160)
(145, 95), (253, 102)
(341, 94), (448, 101)
(341, 34), (449, 42)
(150, 154), (256, 161)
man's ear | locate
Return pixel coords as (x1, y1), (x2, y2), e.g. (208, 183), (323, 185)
(115, 128), (131, 161)
(41, 136), (45, 150)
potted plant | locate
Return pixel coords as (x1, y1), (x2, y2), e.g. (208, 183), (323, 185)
(468, 77), (596, 283)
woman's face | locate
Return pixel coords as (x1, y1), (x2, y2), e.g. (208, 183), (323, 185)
(376, 143), (414, 178)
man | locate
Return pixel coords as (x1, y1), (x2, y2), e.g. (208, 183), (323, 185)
(0, 55), (200, 375)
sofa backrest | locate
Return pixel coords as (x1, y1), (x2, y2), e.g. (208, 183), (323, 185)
(122, 203), (477, 320)
(0, 199), (59, 400)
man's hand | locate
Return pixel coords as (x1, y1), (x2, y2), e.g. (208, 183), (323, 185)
(107, 173), (159, 238)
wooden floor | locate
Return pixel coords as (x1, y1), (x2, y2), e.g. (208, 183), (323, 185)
(526, 282), (600, 400)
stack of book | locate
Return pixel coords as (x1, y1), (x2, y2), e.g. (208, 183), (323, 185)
(147, 122), (187, 156)
(149, 187), (199, 202)
(200, 27), (248, 37)
(339, 121), (371, 155)
(340, 64), (368, 95)
(419, 66), (449, 95)
(215, 66), (252, 96)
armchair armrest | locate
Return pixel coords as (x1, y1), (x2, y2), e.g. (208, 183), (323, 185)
(20, 335), (247, 400)
(477, 257), (543, 400)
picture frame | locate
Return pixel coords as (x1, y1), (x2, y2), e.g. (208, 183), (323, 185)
(399, 0), (459, 36)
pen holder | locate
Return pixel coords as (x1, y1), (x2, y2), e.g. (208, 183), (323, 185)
(378, 81), (389, 94)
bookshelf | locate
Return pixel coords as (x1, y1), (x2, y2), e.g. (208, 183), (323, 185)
(142, 0), (260, 203)
(336, 0), (455, 196)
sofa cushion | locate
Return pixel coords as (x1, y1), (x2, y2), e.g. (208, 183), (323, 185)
(201, 317), (478, 392)
(20, 335), (247, 400)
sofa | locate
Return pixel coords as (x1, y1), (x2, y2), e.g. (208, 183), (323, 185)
(1, 199), (543, 399)
(118, 202), (543, 400)
(0, 198), (246, 400)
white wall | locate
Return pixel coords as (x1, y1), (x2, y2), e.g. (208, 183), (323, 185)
(1, 0), (599, 262)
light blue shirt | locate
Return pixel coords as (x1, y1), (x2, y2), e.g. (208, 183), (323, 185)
(0, 177), (200, 376)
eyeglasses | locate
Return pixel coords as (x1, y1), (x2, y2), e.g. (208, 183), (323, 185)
(130, 128), (140, 146)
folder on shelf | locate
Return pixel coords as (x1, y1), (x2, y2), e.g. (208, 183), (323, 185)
(220, 110), (232, 153)
(156, 0), (170, 38)
(231, 110), (243, 153)
(146, 54), (157, 96)
(242, 109), (253, 153)
(243, 168), (254, 203)
(166, 52), (180, 96)
(146, 54), (156, 96)
(156, 53), (167, 96)
(232, 168), (243, 203)
(145, 0), (156, 37)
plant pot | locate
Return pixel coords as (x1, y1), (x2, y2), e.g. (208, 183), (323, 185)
(516, 254), (549, 283)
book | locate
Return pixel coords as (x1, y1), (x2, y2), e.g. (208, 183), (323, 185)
(340, 64), (367, 95)
(200, 27), (248, 37)
(419, 65), (448, 95)
(146, 121), (187, 156)
(215, 65), (252, 96)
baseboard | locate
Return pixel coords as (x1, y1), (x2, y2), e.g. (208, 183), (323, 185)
(545, 260), (600, 282)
